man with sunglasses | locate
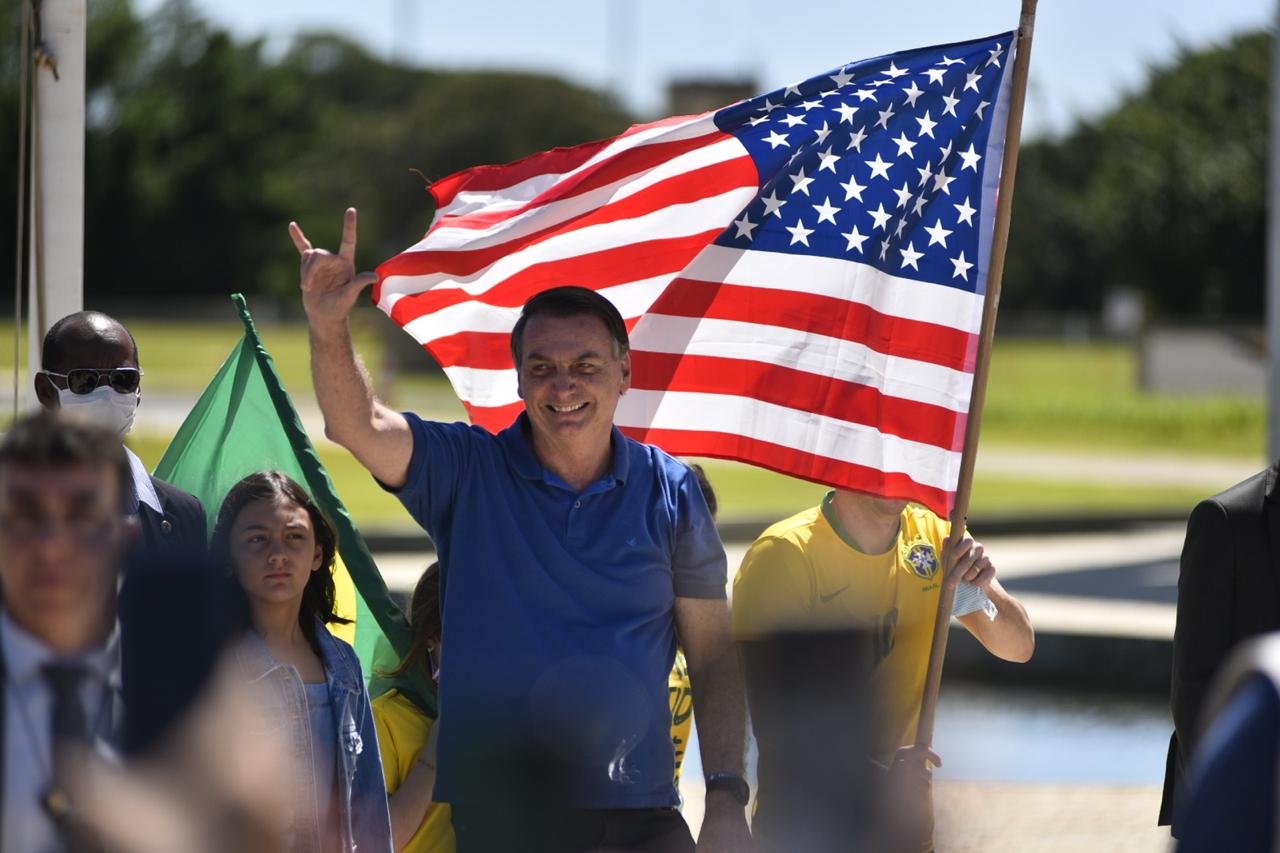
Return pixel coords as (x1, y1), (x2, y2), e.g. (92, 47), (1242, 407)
(35, 311), (206, 564)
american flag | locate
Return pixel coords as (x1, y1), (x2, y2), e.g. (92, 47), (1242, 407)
(375, 32), (1016, 516)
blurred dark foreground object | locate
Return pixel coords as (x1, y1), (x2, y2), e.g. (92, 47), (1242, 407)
(1175, 634), (1280, 853)
(740, 628), (893, 853)
(118, 553), (246, 755)
(74, 554), (295, 852)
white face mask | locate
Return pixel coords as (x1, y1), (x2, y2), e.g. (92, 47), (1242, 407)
(57, 385), (140, 437)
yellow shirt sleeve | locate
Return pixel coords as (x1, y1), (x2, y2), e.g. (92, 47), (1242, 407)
(373, 691), (410, 792)
(732, 535), (815, 640)
(372, 691), (456, 853)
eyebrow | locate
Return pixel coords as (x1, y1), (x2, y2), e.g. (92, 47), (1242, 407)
(525, 350), (606, 363)
(237, 520), (309, 533)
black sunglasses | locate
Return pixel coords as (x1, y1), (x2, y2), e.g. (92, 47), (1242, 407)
(41, 368), (143, 395)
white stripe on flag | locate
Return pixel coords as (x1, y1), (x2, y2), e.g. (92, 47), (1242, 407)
(441, 315), (972, 413)
(615, 389), (962, 490)
(420, 137), (749, 252)
(432, 114), (720, 219)
(400, 276), (674, 346)
(675, 245), (987, 334)
(634, 315), (975, 412)
(377, 186), (758, 305)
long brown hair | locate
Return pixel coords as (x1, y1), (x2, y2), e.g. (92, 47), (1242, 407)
(388, 561), (442, 679)
(213, 471), (351, 655)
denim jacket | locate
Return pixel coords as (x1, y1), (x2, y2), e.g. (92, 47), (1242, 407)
(233, 621), (392, 852)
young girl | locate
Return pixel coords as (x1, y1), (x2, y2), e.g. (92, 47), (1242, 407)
(372, 562), (454, 852)
(216, 470), (391, 853)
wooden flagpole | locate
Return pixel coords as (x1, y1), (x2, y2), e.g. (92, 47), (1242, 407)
(914, 0), (1039, 750)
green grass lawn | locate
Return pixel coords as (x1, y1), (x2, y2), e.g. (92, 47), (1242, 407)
(982, 339), (1264, 456)
(6, 317), (1262, 527)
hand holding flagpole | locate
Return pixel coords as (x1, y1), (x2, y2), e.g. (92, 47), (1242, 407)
(914, 0), (1040, 752)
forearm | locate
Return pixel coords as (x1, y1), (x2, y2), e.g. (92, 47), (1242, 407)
(960, 579), (1034, 663)
(688, 637), (747, 779)
(308, 321), (410, 487)
(309, 320), (378, 444)
(387, 760), (436, 850)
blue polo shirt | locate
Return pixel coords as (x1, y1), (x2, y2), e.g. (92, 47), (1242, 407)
(388, 412), (726, 808)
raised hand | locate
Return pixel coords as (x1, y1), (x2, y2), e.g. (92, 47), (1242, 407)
(289, 208), (379, 331)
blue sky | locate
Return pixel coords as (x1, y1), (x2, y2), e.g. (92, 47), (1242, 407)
(136, 0), (1273, 138)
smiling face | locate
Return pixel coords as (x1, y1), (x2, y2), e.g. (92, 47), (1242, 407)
(516, 312), (631, 454)
(228, 497), (323, 615)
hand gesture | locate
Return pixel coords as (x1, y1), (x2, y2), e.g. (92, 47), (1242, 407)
(289, 208), (379, 331)
(945, 535), (996, 592)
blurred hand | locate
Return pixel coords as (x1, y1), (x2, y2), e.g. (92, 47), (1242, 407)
(884, 744), (940, 851)
(697, 799), (752, 853)
(945, 535), (996, 592)
(289, 208), (379, 332)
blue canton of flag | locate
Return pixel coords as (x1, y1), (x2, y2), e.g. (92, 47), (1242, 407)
(713, 32), (1015, 296)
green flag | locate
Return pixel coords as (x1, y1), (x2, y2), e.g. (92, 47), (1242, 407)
(155, 294), (436, 716)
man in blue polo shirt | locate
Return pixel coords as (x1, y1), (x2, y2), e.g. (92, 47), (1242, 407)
(290, 210), (751, 852)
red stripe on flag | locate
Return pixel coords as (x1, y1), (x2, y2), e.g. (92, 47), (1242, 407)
(428, 115), (711, 205)
(647, 279), (978, 372)
(628, 352), (968, 450)
(461, 399), (525, 433)
(455, 400), (953, 508)
(379, 161), (754, 282)
(435, 131), (733, 231)
(385, 230), (727, 328)
(426, 332), (512, 371)
(619, 427), (954, 511)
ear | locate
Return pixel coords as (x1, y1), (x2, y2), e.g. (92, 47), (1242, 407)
(619, 351), (632, 394)
(311, 543), (323, 573)
(34, 372), (59, 410)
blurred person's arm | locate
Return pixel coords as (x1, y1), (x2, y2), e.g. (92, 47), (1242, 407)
(290, 208), (413, 488)
(948, 537), (1035, 663)
(387, 721), (439, 850)
(676, 596), (751, 850)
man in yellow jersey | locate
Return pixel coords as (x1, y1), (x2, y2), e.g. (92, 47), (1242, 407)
(732, 489), (1035, 852)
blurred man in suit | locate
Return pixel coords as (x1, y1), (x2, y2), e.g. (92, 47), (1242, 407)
(1164, 462), (1280, 828)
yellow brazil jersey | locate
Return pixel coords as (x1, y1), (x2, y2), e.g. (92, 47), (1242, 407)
(731, 495), (952, 763)
(371, 690), (456, 853)
(669, 648), (694, 782)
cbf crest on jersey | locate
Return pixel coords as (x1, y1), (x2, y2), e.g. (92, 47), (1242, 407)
(907, 543), (940, 579)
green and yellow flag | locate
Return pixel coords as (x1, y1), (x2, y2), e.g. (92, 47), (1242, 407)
(155, 294), (435, 715)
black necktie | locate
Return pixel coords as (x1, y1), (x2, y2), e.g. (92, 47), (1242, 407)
(42, 662), (90, 749)
(40, 662), (98, 852)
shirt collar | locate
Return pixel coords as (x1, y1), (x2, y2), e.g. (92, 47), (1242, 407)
(125, 446), (163, 516)
(1, 611), (121, 688)
(499, 412), (631, 486)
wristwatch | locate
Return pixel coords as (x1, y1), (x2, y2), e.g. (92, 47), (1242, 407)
(705, 772), (750, 806)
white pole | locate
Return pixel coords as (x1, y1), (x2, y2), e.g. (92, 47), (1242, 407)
(1269, 1), (1280, 463)
(26, 0), (86, 394)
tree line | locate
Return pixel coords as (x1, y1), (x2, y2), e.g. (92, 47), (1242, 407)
(0, 0), (1270, 318)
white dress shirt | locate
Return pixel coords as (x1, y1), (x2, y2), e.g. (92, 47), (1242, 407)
(1, 613), (121, 853)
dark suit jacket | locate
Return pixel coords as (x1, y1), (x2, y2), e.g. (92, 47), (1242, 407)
(120, 475), (216, 755)
(1161, 461), (1280, 827)
(135, 476), (207, 565)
